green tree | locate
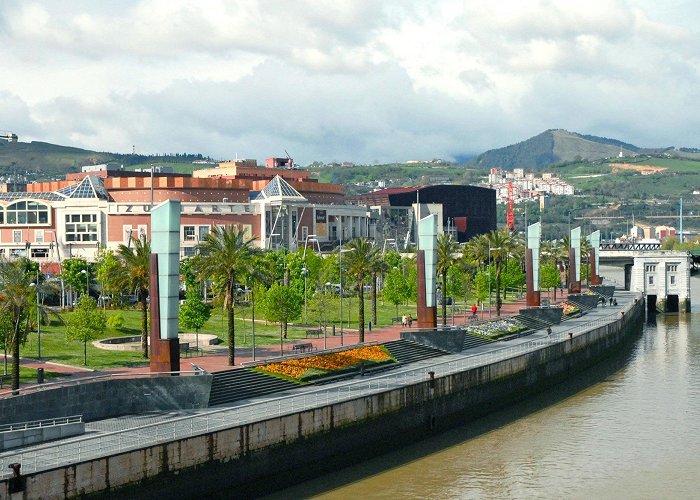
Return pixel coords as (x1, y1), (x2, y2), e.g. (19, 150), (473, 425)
(66, 295), (106, 365)
(370, 254), (388, 327)
(95, 250), (124, 305)
(501, 258), (525, 298)
(117, 234), (151, 359)
(62, 258), (91, 302)
(261, 283), (302, 354)
(193, 225), (256, 365)
(307, 290), (334, 334)
(342, 238), (380, 343)
(383, 267), (409, 318)
(0, 258), (36, 392)
(179, 286), (212, 350)
(484, 229), (516, 316)
(437, 234), (459, 326)
(540, 263), (561, 300)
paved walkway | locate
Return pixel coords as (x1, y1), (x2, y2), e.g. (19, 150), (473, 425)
(6, 293), (574, 383)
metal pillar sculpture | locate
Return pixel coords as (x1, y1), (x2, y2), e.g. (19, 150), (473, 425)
(589, 230), (602, 285)
(569, 226), (581, 293)
(526, 222), (541, 306)
(150, 200), (181, 373)
(416, 213), (437, 328)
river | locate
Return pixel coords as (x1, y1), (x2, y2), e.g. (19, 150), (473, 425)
(269, 270), (700, 499)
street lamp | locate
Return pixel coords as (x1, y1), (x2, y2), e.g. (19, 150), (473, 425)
(302, 234), (319, 324)
(488, 246), (501, 318)
(80, 269), (89, 297)
(30, 276), (41, 360)
(338, 246), (354, 346)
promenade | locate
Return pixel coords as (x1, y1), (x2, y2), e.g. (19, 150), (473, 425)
(0, 288), (635, 484)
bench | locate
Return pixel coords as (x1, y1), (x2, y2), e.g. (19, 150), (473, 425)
(391, 317), (403, 325)
(291, 343), (314, 354)
(305, 329), (323, 338)
(0, 374), (11, 388)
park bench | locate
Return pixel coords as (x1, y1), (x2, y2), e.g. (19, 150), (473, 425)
(391, 317), (403, 325)
(0, 374), (11, 388)
(305, 328), (323, 338)
(291, 343), (314, 354)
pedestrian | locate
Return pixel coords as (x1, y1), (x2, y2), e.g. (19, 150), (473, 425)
(401, 315), (407, 327)
(609, 297), (613, 306)
(407, 314), (413, 327)
(471, 303), (478, 319)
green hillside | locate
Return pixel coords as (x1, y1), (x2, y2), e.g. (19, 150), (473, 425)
(0, 140), (212, 181)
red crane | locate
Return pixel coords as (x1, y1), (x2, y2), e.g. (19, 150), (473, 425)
(506, 181), (515, 231)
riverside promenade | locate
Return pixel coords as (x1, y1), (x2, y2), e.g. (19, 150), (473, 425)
(0, 289), (640, 498)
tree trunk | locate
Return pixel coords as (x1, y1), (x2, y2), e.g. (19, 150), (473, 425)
(371, 272), (377, 326)
(496, 261), (503, 317)
(227, 301), (235, 366)
(442, 270), (448, 326)
(140, 294), (148, 359)
(358, 282), (365, 343)
(11, 316), (20, 393)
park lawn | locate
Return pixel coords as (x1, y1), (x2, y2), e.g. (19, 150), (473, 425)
(18, 295), (428, 370)
(0, 366), (64, 388)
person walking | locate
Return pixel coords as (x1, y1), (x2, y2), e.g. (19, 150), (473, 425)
(471, 303), (478, 319)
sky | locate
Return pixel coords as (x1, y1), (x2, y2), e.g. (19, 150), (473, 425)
(1, 0), (700, 165)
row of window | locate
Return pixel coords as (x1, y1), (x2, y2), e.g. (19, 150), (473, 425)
(0, 201), (51, 225)
(646, 263), (680, 286)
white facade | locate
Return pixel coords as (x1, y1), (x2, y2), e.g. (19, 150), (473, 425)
(630, 251), (691, 312)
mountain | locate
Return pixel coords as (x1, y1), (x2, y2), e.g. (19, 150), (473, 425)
(0, 140), (210, 181)
(467, 129), (667, 170)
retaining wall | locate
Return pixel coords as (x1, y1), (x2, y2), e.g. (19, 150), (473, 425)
(0, 375), (213, 425)
(1, 297), (643, 499)
(0, 423), (85, 452)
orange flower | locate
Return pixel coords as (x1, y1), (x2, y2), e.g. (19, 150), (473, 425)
(256, 345), (394, 381)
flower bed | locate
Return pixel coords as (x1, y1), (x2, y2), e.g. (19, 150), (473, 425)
(560, 302), (580, 317)
(253, 345), (397, 383)
(464, 318), (527, 340)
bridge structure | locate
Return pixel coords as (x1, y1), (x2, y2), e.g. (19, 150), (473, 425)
(598, 243), (691, 312)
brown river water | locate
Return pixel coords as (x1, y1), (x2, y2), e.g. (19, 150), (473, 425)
(267, 271), (700, 499)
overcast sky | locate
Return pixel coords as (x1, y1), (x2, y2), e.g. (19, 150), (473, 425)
(1, 1), (699, 165)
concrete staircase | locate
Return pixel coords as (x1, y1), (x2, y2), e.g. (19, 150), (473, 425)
(463, 333), (495, 351)
(383, 339), (450, 363)
(208, 369), (298, 407)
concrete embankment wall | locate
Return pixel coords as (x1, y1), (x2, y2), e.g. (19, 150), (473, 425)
(0, 375), (213, 425)
(2, 297), (643, 499)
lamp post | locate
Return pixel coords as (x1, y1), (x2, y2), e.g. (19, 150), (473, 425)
(302, 234), (318, 324)
(80, 269), (89, 297)
(488, 246), (501, 318)
(338, 246), (354, 347)
(30, 274), (41, 360)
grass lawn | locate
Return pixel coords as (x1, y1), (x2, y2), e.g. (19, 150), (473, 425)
(18, 297), (422, 370)
(0, 366), (64, 388)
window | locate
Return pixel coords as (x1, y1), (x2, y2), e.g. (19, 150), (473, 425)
(198, 226), (209, 241)
(13, 230), (22, 243)
(648, 275), (654, 285)
(123, 225), (134, 243)
(670, 275), (676, 286)
(35, 229), (44, 244)
(645, 264), (657, 273)
(182, 246), (196, 258)
(667, 264), (678, 272)
(65, 213), (98, 242)
(184, 226), (196, 241)
(31, 248), (48, 258)
(5, 201), (49, 225)
(301, 226), (308, 241)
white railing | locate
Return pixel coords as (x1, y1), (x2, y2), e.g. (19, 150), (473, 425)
(0, 298), (639, 478)
(0, 415), (83, 433)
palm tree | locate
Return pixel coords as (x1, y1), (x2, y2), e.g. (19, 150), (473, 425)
(194, 225), (256, 366)
(484, 228), (516, 316)
(0, 258), (35, 392)
(343, 238), (379, 343)
(436, 233), (459, 326)
(117, 234), (151, 359)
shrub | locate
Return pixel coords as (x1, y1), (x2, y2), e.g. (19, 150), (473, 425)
(107, 312), (125, 331)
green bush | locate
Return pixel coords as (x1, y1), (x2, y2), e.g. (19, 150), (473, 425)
(107, 312), (125, 331)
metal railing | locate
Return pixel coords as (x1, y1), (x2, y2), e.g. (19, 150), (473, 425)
(0, 296), (639, 479)
(0, 415), (83, 433)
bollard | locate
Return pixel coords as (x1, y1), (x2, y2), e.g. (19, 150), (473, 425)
(332, 324), (336, 336)
(37, 367), (44, 384)
(369, 321), (372, 331)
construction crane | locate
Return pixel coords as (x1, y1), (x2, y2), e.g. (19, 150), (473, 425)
(506, 181), (515, 231)
(0, 130), (18, 142)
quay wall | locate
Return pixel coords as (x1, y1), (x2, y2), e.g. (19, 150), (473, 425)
(2, 296), (643, 499)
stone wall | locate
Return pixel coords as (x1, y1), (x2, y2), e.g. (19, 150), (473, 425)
(0, 375), (212, 425)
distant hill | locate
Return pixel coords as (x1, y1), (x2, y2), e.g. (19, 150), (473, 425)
(0, 140), (211, 181)
(467, 129), (669, 170)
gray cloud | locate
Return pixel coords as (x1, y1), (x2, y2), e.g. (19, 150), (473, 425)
(1, 0), (699, 165)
